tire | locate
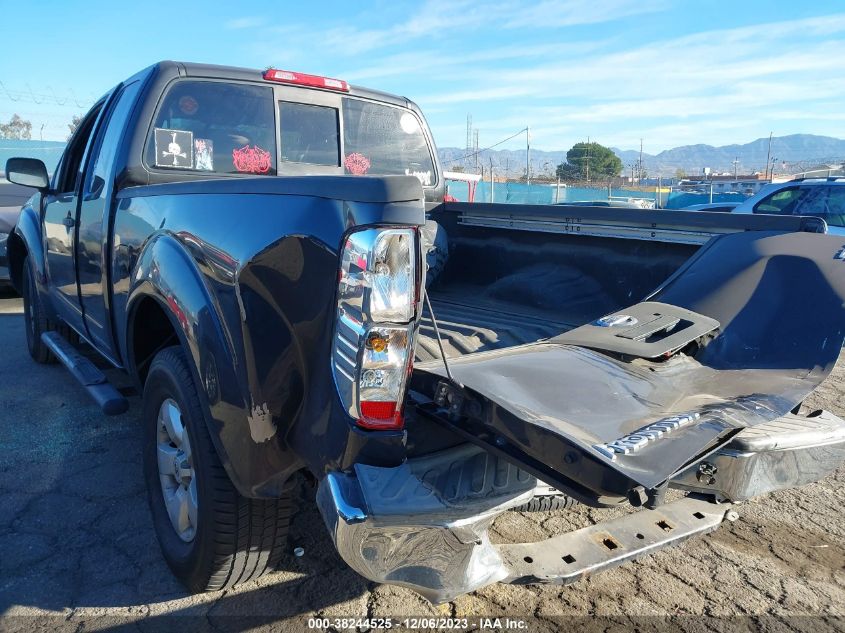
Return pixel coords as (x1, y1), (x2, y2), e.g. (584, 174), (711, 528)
(143, 345), (295, 592)
(21, 255), (55, 364)
(512, 494), (578, 513)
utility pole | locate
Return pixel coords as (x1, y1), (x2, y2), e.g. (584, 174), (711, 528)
(639, 138), (643, 184)
(765, 131), (773, 180)
(473, 129), (479, 173)
(526, 126), (531, 186)
(585, 136), (590, 183)
(490, 157), (494, 203)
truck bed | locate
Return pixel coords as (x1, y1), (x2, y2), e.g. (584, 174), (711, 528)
(409, 203), (845, 506)
(418, 291), (572, 361)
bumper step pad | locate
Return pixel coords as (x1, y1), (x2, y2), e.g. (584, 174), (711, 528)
(500, 494), (730, 585)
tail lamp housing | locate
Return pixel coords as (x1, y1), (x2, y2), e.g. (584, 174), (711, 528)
(332, 228), (420, 430)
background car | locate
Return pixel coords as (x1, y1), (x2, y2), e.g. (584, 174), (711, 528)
(732, 177), (845, 235)
(0, 179), (33, 287)
(680, 202), (741, 213)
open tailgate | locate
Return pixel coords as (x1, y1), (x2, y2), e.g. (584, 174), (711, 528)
(410, 231), (845, 504)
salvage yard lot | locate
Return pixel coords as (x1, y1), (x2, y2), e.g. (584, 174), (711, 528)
(1, 286), (844, 631)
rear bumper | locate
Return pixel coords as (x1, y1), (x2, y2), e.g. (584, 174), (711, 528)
(671, 409), (845, 501)
(317, 444), (536, 603)
(318, 409), (845, 603)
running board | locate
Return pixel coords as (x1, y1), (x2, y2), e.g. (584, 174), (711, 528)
(500, 494), (732, 585)
(41, 331), (129, 415)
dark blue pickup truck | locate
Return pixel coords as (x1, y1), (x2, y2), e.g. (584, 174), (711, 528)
(6, 61), (845, 602)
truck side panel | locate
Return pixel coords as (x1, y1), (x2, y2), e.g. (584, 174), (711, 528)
(112, 184), (421, 496)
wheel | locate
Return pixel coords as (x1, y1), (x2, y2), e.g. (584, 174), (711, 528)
(143, 346), (295, 592)
(512, 493), (578, 513)
(21, 255), (55, 364)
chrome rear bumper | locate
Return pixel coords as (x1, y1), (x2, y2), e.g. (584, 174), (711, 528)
(671, 409), (845, 501)
(318, 409), (845, 603)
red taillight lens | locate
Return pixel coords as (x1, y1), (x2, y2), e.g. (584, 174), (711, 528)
(358, 401), (403, 430)
(263, 68), (349, 92)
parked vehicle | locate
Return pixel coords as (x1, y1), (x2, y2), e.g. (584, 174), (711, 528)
(0, 181), (31, 286)
(731, 177), (845, 233)
(6, 61), (845, 603)
(679, 201), (741, 213)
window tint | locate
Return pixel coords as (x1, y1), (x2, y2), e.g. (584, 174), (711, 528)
(85, 80), (141, 196)
(342, 98), (435, 185)
(279, 101), (339, 166)
(56, 102), (104, 193)
(148, 81), (276, 175)
(753, 187), (806, 215)
(793, 186), (845, 227)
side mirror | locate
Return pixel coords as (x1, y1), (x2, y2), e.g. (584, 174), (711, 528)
(5, 157), (50, 190)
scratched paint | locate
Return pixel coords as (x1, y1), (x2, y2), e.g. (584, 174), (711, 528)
(247, 401), (276, 442)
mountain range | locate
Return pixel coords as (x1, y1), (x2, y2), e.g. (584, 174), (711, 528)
(438, 134), (845, 178)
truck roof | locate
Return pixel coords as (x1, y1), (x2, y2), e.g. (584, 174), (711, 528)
(153, 60), (411, 109)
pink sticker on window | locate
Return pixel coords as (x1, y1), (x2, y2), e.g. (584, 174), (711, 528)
(232, 145), (272, 174)
(345, 152), (371, 176)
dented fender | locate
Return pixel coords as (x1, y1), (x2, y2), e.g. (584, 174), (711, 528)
(125, 232), (304, 497)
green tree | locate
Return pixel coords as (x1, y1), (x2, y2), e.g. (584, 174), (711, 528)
(556, 142), (622, 180)
(67, 114), (83, 140)
(0, 114), (32, 140)
(674, 168), (686, 179)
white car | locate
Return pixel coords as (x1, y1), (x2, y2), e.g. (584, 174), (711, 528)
(732, 177), (845, 235)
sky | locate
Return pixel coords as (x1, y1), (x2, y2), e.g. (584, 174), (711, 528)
(2, 0), (845, 153)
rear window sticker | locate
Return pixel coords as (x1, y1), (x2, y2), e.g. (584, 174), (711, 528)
(179, 95), (199, 116)
(345, 152), (371, 175)
(399, 112), (420, 135)
(405, 168), (432, 186)
(154, 128), (193, 168)
(232, 144), (272, 174)
(194, 138), (214, 171)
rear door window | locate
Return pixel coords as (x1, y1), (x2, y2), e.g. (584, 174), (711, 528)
(147, 81), (277, 175)
(793, 186), (845, 227)
(752, 187), (807, 215)
(342, 98), (435, 186)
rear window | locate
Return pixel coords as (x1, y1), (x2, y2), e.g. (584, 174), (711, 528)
(147, 81), (277, 175)
(279, 101), (339, 166)
(146, 81), (435, 185)
(342, 98), (435, 185)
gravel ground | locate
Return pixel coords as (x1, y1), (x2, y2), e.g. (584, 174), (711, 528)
(1, 285), (844, 632)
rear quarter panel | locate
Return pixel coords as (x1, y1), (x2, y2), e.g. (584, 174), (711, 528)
(114, 188), (412, 495)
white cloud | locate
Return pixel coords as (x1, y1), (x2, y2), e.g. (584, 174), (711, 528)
(226, 17), (262, 30)
(412, 13), (845, 150)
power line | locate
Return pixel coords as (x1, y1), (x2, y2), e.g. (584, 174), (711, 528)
(448, 127), (529, 165)
(0, 80), (94, 108)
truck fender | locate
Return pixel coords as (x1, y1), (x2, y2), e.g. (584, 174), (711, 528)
(126, 233), (300, 497)
(8, 201), (44, 293)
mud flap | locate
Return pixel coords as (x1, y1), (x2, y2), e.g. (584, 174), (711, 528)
(410, 231), (845, 504)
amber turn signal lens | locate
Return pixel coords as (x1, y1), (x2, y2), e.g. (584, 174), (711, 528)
(366, 332), (389, 353)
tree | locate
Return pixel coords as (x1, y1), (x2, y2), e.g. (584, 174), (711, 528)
(556, 142), (622, 181)
(674, 168), (686, 179)
(67, 114), (83, 140)
(0, 114), (32, 140)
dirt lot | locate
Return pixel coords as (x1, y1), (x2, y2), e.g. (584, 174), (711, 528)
(1, 285), (844, 631)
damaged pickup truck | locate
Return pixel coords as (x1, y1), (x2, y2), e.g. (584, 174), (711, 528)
(6, 61), (845, 602)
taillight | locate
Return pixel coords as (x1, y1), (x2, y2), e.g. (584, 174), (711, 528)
(332, 228), (420, 430)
